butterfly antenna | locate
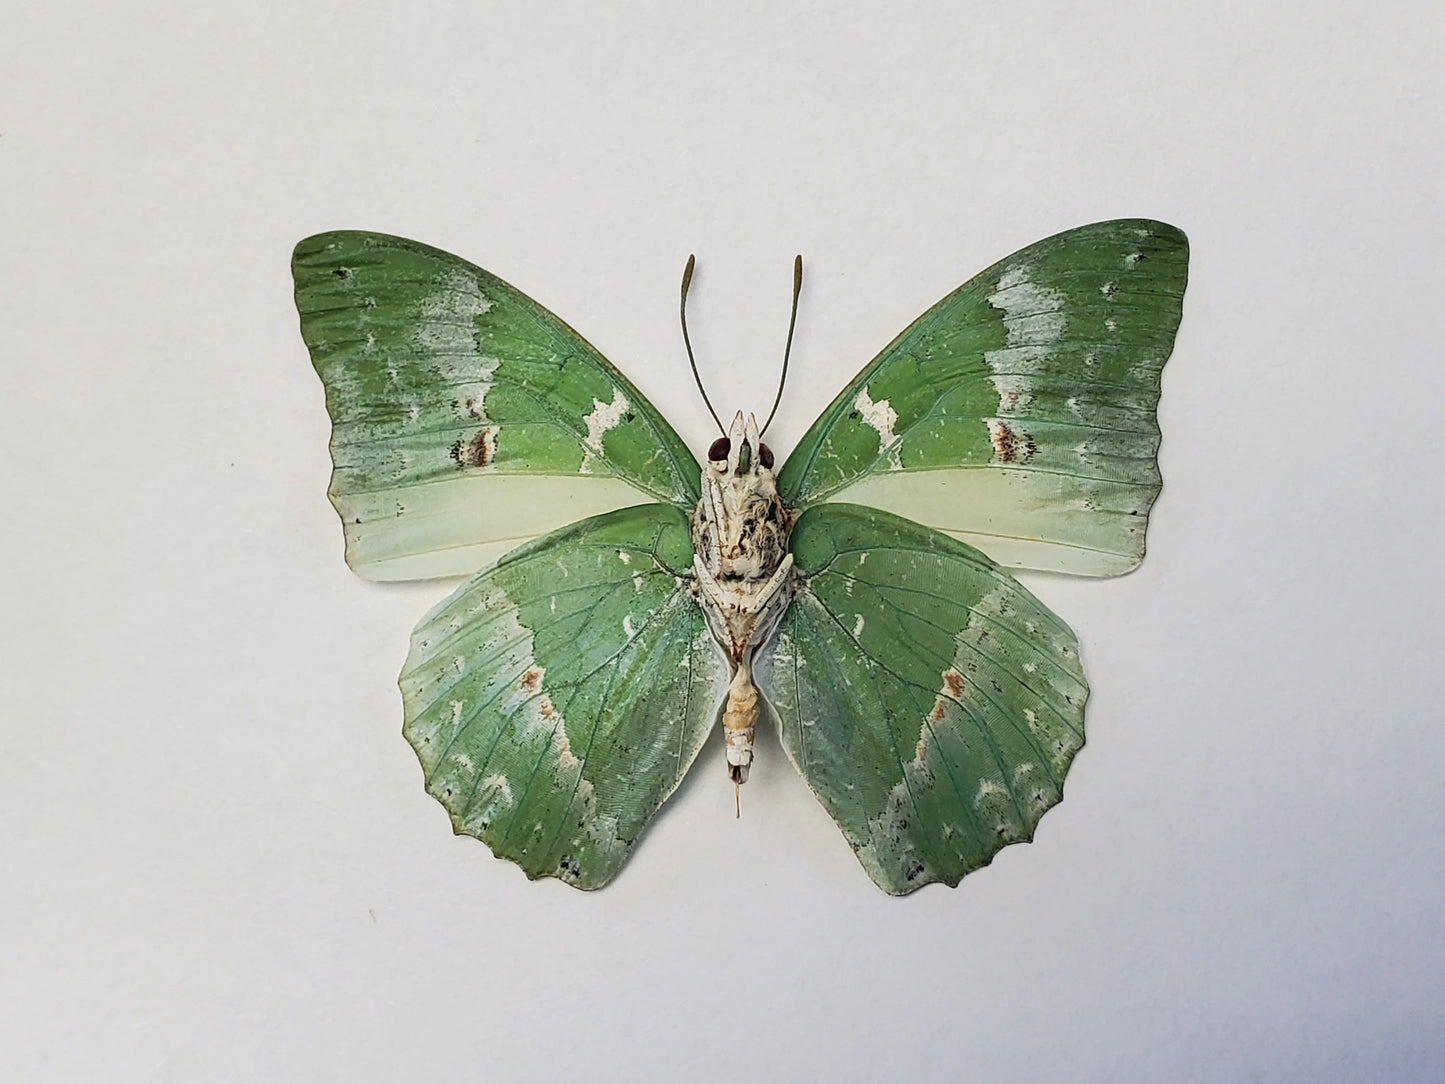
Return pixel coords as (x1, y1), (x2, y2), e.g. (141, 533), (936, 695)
(680, 254), (725, 435)
(735, 779), (741, 819)
(760, 255), (803, 437)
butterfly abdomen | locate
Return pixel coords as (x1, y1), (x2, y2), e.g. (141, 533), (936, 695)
(722, 663), (760, 784)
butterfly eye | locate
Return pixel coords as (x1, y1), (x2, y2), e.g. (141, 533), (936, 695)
(758, 443), (775, 469)
(708, 437), (731, 462)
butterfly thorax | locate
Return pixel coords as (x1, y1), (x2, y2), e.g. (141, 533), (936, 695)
(691, 412), (795, 785)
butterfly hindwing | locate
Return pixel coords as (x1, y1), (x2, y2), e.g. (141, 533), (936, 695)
(399, 503), (727, 889)
(777, 219), (1188, 576)
(294, 232), (700, 580)
(756, 503), (1088, 894)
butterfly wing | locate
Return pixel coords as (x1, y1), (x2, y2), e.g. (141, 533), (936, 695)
(399, 502), (726, 888)
(294, 232), (701, 580)
(777, 220), (1188, 576)
(755, 503), (1088, 894)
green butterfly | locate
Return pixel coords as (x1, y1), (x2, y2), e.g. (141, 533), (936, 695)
(293, 220), (1188, 894)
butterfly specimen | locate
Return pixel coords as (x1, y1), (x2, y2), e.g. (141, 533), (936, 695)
(293, 220), (1188, 894)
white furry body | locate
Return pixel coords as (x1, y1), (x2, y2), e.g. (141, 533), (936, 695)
(690, 412), (795, 785)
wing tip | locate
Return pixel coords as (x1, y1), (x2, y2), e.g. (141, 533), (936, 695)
(291, 229), (362, 270)
(1084, 216), (1188, 245)
(291, 229), (444, 274)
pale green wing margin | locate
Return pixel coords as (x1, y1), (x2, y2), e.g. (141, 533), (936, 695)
(399, 503), (727, 889)
(755, 503), (1088, 895)
(777, 220), (1188, 577)
(294, 232), (701, 581)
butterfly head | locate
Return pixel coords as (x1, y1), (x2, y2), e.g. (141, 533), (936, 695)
(707, 410), (776, 478)
(693, 409), (792, 597)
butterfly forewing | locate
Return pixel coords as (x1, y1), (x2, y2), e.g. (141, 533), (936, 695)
(777, 219), (1188, 576)
(399, 503), (727, 888)
(757, 503), (1088, 894)
(294, 232), (700, 580)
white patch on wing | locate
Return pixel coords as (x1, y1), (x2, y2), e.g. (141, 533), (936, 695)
(473, 774), (514, 820)
(991, 374), (1033, 414)
(854, 387), (903, 469)
(852, 614), (865, 638)
(417, 270), (492, 354)
(580, 387), (630, 472)
(453, 356), (503, 422)
(553, 719), (582, 773)
(478, 773), (513, 810)
(988, 263), (1066, 347)
(623, 615), (636, 639)
(912, 724), (933, 767)
(983, 262), (1066, 447)
(974, 777), (1007, 807)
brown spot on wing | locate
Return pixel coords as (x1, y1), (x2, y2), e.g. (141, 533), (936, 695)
(988, 420), (1037, 464)
(941, 668), (965, 698)
(928, 697), (947, 722)
(520, 667), (544, 695)
(452, 425), (499, 468)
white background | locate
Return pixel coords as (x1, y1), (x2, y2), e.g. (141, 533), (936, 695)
(4, 2), (1442, 1080)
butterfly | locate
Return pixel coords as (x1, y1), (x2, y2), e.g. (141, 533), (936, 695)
(293, 220), (1188, 894)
